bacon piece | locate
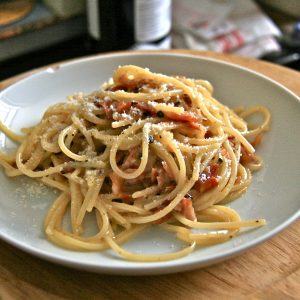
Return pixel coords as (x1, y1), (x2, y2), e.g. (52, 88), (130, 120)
(194, 163), (219, 193)
(164, 111), (201, 129)
(116, 101), (131, 113)
(179, 123), (206, 139)
(156, 166), (174, 188)
(251, 133), (263, 147)
(161, 161), (174, 178)
(194, 176), (218, 193)
(179, 197), (196, 221)
(151, 161), (175, 188)
(240, 144), (255, 165)
(151, 167), (159, 183)
(210, 163), (219, 177)
(164, 111), (198, 123)
(99, 100), (113, 119)
(122, 147), (140, 169)
(109, 172), (124, 195)
(153, 196), (196, 224)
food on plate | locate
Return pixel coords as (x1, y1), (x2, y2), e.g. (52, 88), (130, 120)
(0, 65), (271, 261)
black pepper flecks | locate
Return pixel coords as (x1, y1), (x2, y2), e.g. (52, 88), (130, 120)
(112, 198), (123, 203)
(143, 111), (151, 118)
(148, 135), (154, 144)
(156, 111), (164, 118)
(184, 193), (193, 199)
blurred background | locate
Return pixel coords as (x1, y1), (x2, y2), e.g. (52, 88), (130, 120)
(0, 0), (300, 81)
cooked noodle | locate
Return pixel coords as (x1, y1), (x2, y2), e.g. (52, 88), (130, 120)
(0, 65), (270, 261)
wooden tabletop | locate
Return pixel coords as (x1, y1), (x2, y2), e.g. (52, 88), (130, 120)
(0, 50), (299, 299)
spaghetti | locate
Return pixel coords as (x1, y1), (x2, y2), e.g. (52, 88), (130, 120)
(0, 65), (271, 261)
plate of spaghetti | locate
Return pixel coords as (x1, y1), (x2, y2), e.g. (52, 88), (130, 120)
(0, 53), (299, 275)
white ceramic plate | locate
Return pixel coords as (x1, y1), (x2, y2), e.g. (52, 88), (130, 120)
(0, 53), (299, 275)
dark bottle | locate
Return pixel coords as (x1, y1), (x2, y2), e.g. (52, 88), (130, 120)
(86, 0), (172, 52)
